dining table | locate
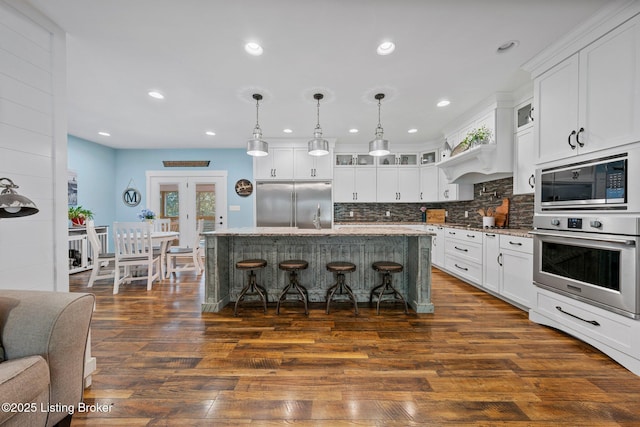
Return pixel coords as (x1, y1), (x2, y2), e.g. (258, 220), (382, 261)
(151, 231), (180, 278)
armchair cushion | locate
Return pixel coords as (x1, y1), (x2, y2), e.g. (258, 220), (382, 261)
(0, 355), (49, 426)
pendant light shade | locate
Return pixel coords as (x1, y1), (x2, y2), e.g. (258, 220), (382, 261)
(0, 177), (39, 218)
(307, 93), (329, 156)
(246, 93), (269, 157)
(368, 93), (390, 157)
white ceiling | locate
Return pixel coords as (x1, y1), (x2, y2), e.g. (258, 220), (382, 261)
(27, 0), (612, 150)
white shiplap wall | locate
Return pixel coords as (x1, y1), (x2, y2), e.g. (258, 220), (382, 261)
(0, 1), (68, 291)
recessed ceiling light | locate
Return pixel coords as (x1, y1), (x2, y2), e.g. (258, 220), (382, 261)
(377, 41), (395, 55)
(349, 128), (359, 134)
(148, 91), (165, 100)
(205, 131), (216, 136)
(437, 99), (451, 107)
(98, 131), (110, 137)
(408, 128), (418, 134)
(283, 128), (293, 134)
(245, 42), (263, 56)
(497, 40), (519, 53)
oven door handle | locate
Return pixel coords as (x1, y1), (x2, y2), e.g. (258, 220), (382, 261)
(529, 230), (636, 246)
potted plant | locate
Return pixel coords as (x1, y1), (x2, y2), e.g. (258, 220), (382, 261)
(137, 208), (156, 224)
(68, 205), (94, 226)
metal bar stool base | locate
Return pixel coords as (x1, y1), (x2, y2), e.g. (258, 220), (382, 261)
(326, 272), (358, 315)
(369, 272), (408, 315)
(276, 270), (309, 315)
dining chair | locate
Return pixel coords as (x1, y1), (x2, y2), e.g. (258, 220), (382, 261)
(166, 219), (205, 276)
(113, 222), (161, 294)
(86, 220), (116, 287)
(153, 218), (172, 232)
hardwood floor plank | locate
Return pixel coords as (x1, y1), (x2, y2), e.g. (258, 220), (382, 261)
(68, 267), (640, 425)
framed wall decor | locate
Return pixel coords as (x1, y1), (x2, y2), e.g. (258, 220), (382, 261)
(235, 179), (253, 197)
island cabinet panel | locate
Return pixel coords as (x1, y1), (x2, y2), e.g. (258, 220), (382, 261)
(202, 228), (434, 313)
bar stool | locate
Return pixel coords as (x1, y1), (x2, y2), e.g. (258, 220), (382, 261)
(370, 261), (408, 314)
(325, 261), (358, 315)
(276, 259), (309, 315)
(234, 259), (268, 316)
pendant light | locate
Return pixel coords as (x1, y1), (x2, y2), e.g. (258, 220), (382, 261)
(368, 93), (390, 156)
(246, 93), (268, 157)
(307, 93), (330, 156)
(0, 177), (39, 218)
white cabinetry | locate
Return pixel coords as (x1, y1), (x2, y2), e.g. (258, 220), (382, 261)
(425, 225), (444, 267)
(443, 228), (483, 284)
(513, 125), (535, 195)
(438, 167), (473, 202)
(254, 148), (295, 179)
(499, 235), (534, 309)
(534, 15), (640, 164)
(482, 232), (500, 293)
(419, 150), (439, 202)
(376, 154), (420, 202)
(333, 154), (376, 202)
(293, 148), (333, 179)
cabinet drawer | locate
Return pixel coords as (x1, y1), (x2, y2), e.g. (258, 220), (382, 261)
(500, 235), (532, 254)
(445, 239), (482, 264)
(445, 228), (482, 243)
(444, 256), (482, 284)
(535, 289), (633, 351)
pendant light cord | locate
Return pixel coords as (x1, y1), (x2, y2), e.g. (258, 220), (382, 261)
(316, 99), (321, 130)
(255, 98), (260, 128)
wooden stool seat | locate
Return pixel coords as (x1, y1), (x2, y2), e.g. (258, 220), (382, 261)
(326, 261), (357, 273)
(276, 260), (309, 315)
(236, 259), (267, 270)
(370, 261), (408, 314)
(234, 258), (268, 316)
(325, 261), (358, 315)
(279, 260), (309, 271)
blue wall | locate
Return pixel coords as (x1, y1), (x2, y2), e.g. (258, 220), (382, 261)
(68, 136), (255, 231)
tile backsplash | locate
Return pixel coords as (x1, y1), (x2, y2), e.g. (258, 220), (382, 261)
(334, 177), (534, 229)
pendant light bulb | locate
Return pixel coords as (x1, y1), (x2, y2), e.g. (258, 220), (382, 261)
(369, 93), (390, 156)
(247, 93), (269, 157)
(308, 93), (329, 156)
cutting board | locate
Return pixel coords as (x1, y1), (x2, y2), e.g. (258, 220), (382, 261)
(494, 198), (509, 228)
(426, 209), (446, 223)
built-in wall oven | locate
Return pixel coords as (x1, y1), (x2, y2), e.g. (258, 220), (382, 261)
(531, 215), (640, 319)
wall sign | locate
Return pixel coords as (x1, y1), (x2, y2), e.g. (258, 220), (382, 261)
(122, 178), (141, 206)
(235, 179), (253, 197)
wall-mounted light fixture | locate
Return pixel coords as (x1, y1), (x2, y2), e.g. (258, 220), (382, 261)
(0, 178), (39, 218)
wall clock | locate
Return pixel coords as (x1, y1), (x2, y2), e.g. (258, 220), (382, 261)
(235, 179), (253, 197)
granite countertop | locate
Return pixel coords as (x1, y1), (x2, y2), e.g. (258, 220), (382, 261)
(204, 226), (435, 237)
(334, 222), (533, 238)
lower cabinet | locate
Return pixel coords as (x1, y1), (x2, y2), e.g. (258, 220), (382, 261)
(425, 225), (445, 267)
(440, 228), (533, 311)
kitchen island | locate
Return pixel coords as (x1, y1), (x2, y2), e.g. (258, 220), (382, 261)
(202, 227), (434, 313)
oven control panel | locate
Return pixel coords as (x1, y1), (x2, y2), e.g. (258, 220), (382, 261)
(567, 218), (582, 229)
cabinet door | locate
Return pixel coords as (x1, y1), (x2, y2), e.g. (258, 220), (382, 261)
(482, 233), (500, 292)
(376, 168), (398, 202)
(254, 155), (274, 180)
(271, 148), (294, 179)
(534, 54), (580, 164)
(419, 165), (438, 202)
(293, 148), (316, 179)
(434, 227), (445, 267)
(354, 168), (377, 202)
(397, 167), (420, 202)
(500, 250), (534, 309)
(333, 168), (356, 202)
(313, 151), (333, 179)
(513, 127), (535, 195)
(579, 16), (640, 153)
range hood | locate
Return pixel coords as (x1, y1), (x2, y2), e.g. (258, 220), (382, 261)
(437, 143), (513, 184)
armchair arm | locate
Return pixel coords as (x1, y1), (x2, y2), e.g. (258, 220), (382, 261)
(0, 290), (95, 426)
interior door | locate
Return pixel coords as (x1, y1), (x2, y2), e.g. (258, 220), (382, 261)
(147, 171), (227, 247)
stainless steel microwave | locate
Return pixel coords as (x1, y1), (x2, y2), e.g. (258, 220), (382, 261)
(539, 154), (627, 210)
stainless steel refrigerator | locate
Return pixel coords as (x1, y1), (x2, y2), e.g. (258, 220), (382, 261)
(256, 181), (332, 228)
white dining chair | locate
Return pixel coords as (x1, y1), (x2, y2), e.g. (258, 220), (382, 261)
(113, 222), (161, 294)
(153, 218), (172, 232)
(166, 219), (205, 276)
(86, 220), (116, 287)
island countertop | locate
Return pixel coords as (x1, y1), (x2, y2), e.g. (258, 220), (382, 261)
(204, 226), (435, 237)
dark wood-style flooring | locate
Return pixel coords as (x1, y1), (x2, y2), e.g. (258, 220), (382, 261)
(69, 267), (640, 426)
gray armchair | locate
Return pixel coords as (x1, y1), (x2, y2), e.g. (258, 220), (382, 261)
(0, 290), (95, 427)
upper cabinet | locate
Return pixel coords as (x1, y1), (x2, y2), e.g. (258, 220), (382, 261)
(254, 148), (295, 180)
(437, 98), (514, 184)
(333, 154), (377, 202)
(513, 99), (536, 195)
(293, 148), (333, 180)
(534, 14), (640, 164)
